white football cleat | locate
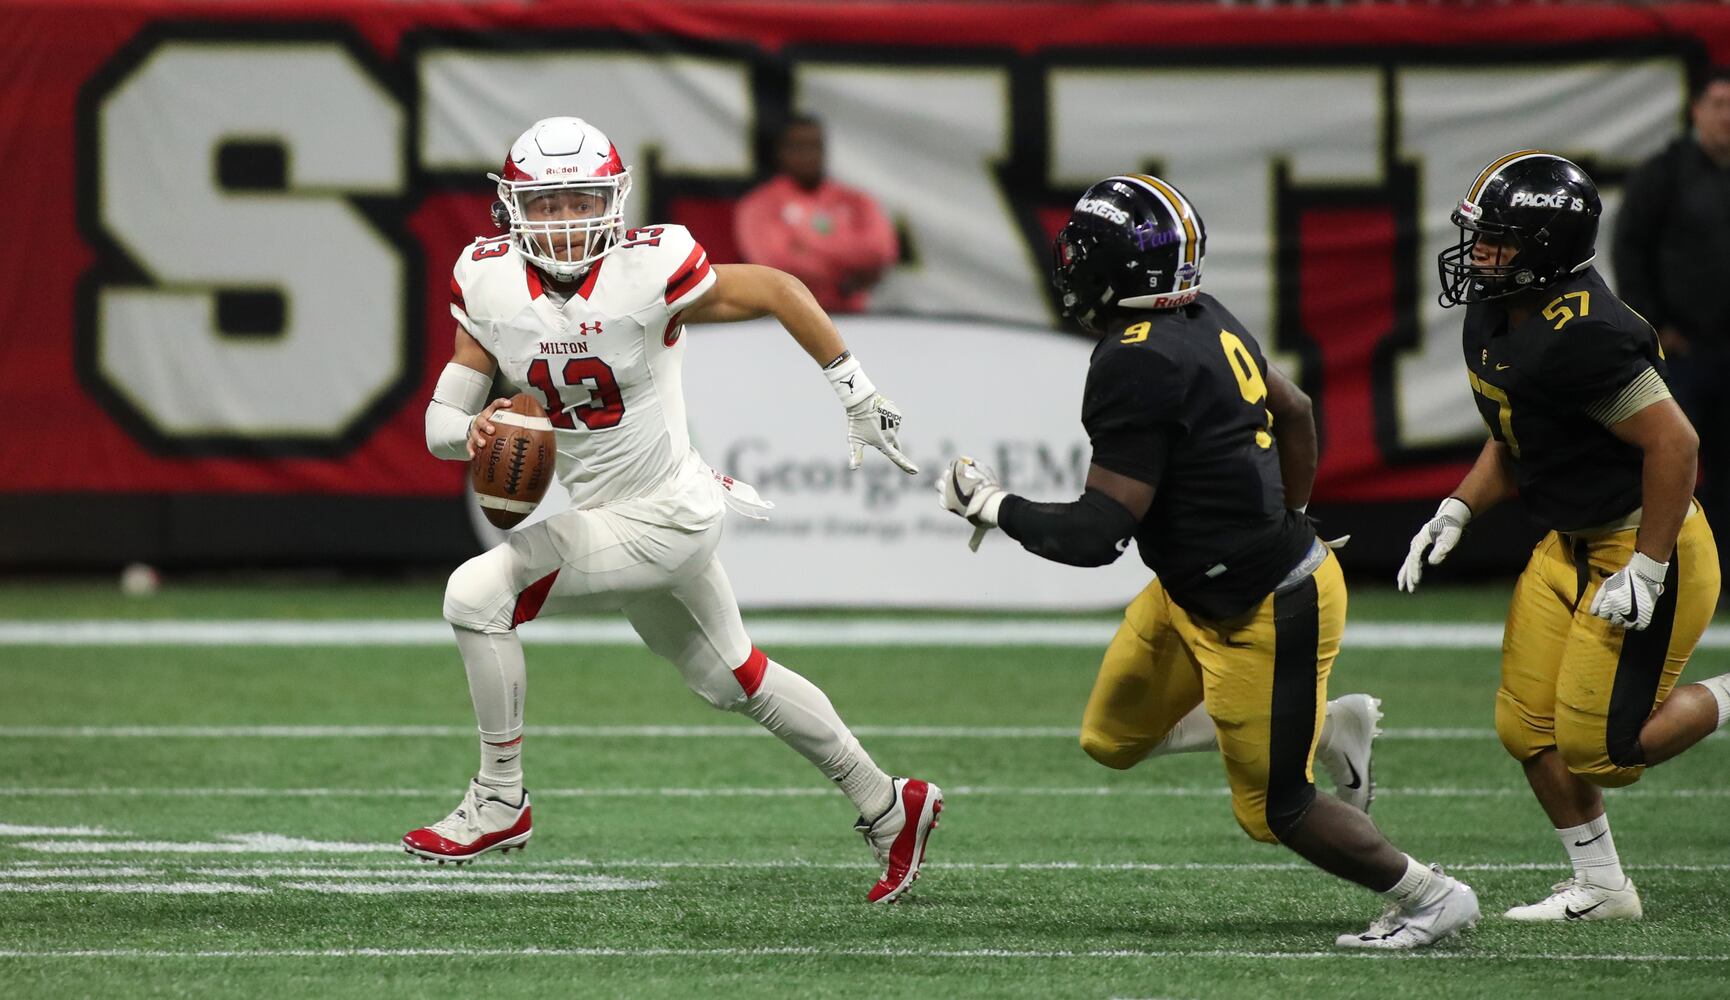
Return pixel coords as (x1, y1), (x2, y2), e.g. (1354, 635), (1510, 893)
(855, 777), (943, 903)
(1336, 868), (1480, 950)
(1316, 693), (1381, 813)
(1503, 876), (1643, 922)
(402, 778), (532, 864)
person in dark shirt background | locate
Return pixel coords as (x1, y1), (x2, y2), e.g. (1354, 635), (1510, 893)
(1614, 67), (1730, 574)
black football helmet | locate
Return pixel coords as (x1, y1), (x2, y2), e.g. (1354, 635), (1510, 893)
(1052, 174), (1206, 333)
(1437, 151), (1601, 307)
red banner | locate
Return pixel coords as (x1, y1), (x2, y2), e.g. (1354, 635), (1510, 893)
(1, 1), (1725, 554)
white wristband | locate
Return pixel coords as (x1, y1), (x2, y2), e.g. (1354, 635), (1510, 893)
(824, 354), (877, 411)
(978, 491), (1007, 527)
(426, 362), (490, 460)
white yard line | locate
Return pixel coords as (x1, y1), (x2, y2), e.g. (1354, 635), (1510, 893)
(0, 882), (267, 894)
(0, 945), (1724, 962)
(0, 824), (124, 836)
(0, 784), (1719, 800)
(3, 618), (1725, 649)
(276, 878), (655, 894)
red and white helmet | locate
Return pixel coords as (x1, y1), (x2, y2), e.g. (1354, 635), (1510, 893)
(488, 116), (631, 281)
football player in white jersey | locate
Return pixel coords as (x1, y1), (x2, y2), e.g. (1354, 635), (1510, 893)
(404, 117), (941, 903)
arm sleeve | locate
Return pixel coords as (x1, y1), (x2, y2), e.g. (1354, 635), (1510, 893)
(998, 488), (1139, 568)
(425, 362), (491, 460)
(1080, 348), (1184, 486)
(1611, 150), (1670, 330)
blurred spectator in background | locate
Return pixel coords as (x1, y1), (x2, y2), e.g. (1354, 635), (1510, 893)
(736, 115), (898, 313)
(1615, 67), (1730, 569)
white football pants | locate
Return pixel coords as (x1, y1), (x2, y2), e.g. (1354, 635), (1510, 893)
(441, 503), (892, 816)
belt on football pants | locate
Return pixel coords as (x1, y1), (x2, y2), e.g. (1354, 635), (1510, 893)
(1273, 538), (1329, 596)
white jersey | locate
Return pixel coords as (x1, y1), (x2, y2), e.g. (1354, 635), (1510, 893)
(451, 225), (719, 520)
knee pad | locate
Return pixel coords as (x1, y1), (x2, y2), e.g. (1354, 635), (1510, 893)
(1078, 729), (1149, 771)
(1494, 690), (1549, 763)
(442, 550), (516, 633)
(1558, 734), (1643, 788)
(679, 654), (752, 712)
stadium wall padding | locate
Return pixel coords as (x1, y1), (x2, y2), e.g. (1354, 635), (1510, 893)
(2, 1), (1725, 590)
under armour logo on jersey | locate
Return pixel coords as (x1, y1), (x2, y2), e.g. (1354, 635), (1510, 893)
(579, 321), (603, 336)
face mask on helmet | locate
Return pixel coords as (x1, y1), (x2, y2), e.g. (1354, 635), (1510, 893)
(1436, 152), (1600, 308)
(1436, 199), (1543, 306)
(489, 117), (632, 281)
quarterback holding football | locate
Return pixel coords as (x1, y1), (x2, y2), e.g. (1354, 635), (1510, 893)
(404, 116), (941, 903)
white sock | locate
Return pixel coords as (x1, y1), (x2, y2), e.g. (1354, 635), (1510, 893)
(1697, 673), (1730, 729)
(1381, 854), (1445, 908)
(1558, 814), (1626, 888)
(453, 627), (526, 802)
(739, 660), (895, 819)
(1146, 702), (1218, 757)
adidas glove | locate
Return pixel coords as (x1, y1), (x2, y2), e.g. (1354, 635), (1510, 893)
(826, 354), (917, 475)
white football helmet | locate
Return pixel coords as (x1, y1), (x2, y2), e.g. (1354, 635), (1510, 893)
(489, 117), (632, 281)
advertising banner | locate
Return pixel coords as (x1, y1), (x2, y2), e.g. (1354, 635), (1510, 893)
(4, 1), (1726, 592)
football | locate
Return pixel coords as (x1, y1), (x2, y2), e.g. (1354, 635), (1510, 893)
(470, 392), (556, 529)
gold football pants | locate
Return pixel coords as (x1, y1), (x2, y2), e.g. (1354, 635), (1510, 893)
(1079, 551), (1346, 843)
(1496, 508), (1719, 787)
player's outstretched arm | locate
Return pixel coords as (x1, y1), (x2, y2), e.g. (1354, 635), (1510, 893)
(425, 327), (506, 461)
(1396, 438), (1515, 592)
(938, 458), (1146, 567)
(1266, 365), (1317, 511)
(684, 263), (918, 474)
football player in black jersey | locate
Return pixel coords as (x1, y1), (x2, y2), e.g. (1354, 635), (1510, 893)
(1402, 151), (1730, 922)
(940, 175), (1479, 949)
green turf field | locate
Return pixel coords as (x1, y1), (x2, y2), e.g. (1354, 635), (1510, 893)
(1, 582), (1726, 998)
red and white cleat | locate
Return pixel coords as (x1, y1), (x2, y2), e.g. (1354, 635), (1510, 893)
(855, 777), (943, 904)
(402, 779), (532, 864)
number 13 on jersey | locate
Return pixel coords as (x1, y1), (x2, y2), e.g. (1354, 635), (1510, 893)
(525, 357), (625, 431)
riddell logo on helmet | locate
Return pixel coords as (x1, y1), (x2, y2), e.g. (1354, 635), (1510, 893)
(1076, 198), (1130, 225)
(1509, 191), (1586, 211)
(543, 165), (587, 176)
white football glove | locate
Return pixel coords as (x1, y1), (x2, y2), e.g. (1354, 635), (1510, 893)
(1589, 551), (1668, 631)
(939, 457), (1008, 529)
(826, 354), (918, 474)
(1396, 497), (1472, 593)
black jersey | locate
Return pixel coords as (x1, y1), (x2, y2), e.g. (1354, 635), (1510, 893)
(1460, 268), (1668, 533)
(1082, 294), (1316, 621)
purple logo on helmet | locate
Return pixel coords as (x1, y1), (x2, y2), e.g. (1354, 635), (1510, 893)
(1132, 222), (1178, 251)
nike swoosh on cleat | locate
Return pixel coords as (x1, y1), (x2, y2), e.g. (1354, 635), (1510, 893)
(1565, 900), (1607, 920)
(1573, 830), (1607, 847)
(1344, 760), (1363, 791)
(1377, 923), (1408, 940)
